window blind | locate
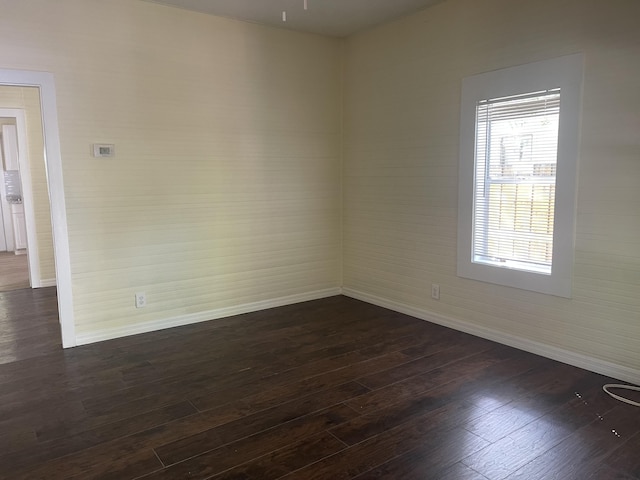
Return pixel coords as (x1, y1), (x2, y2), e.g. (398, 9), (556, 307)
(473, 89), (561, 274)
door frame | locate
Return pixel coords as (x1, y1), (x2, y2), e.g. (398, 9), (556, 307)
(0, 69), (75, 348)
(0, 109), (43, 287)
(0, 144), (12, 252)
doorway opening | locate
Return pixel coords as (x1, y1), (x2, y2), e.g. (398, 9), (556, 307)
(0, 69), (74, 348)
(0, 117), (28, 291)
(0, 105), (55, 292)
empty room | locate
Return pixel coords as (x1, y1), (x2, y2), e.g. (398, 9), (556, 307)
(0, 0), (639, 478)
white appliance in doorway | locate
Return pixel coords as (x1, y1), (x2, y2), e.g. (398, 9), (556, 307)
(0, 123), (25, 254)
(0, 136), (14, 253)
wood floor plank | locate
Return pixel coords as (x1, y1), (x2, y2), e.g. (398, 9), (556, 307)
(461, 379), (616, 480)
(351, 428), (489, 480)
(356, 336), (494, 390)
(331, 386), (488, 447)
(154, 381), (369, 466)
(77, 320), (421, 417)
(583, 464), (638, 480)
(136, 404), (358, 480)
(460, 366), (606, 444)
(331, 348), (549, 447)
(462, 357), (585, 412)
(603, 431), (640, 478)
(502, 404), (640, 480)
(281, 400), (487, 480)
(437, 463), (492, 480)
(344, 347), (517, 416)
(209, 431), (346, 480)
(0, 401), (197, 474)
(0, 429), (37, 454)
(186, 334), (421, 412)
(182, 348), (411, 422)
(68, 449), (162, 480)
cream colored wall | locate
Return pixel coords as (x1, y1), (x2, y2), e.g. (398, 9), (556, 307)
(343, 0), (640, 378)
(0, 0), (342, 338)
(0, 87), (56, 281)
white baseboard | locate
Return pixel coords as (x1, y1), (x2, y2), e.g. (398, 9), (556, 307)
(342, 287), (640, 386)
(75, 287), (343, 346)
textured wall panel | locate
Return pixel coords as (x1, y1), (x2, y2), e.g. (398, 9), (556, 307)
(343, 0), (640, 372)
(0, 0), (342, 337)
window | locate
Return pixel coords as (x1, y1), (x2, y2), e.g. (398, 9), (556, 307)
(474, 90), (560, 275)
(457, 55), (583, 298)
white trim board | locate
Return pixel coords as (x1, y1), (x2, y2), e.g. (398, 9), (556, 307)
(457, 54), (583, 298)
(0, 69), (75, 347)
(342, 287), (640, 386)
(75, 287), (342, 346)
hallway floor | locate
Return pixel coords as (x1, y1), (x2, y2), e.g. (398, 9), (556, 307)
(0, 251), (29, 292)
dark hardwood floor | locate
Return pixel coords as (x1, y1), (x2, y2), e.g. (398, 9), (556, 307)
(0, 287), (638, 479)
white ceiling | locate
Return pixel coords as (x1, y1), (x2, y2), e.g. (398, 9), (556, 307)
(142, 0), (445, 37)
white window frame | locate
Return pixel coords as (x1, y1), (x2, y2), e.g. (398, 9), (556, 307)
(457, 54), (584, 298)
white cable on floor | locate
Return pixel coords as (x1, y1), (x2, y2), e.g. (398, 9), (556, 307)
(603, 384), (640, 407)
